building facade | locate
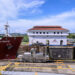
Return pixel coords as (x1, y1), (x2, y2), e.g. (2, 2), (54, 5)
(27, 26), (69, 46)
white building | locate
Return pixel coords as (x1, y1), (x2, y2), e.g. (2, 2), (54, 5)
(27, 26), (69, 46)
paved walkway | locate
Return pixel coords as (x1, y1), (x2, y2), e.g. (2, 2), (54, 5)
(0, 61), (75, 74)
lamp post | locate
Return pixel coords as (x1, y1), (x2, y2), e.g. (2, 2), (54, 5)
(46, 40), (51, 60)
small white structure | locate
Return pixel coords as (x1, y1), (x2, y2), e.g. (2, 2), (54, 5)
(27, 26), (69, 46)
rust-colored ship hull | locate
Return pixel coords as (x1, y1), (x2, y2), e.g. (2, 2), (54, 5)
(0, 37), (23, 59)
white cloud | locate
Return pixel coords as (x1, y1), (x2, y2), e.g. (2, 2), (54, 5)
(5, 9), (75, 33)
(0, 0), (17, 20)
(0, 0), (75, 33)
(0, 0), (45, 21)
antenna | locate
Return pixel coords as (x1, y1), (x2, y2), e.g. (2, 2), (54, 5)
(4, 21), (9, 37)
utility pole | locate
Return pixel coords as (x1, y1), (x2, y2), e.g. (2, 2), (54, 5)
(46, 40), (51, 60)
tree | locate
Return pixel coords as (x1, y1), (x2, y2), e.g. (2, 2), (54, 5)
(23, 34), (29, 42)
(68, 33), (75, 39)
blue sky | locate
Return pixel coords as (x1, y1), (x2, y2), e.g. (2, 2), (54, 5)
(0, 0), (75, 33)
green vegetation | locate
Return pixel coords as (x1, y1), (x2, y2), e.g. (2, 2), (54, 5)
(68, 33), (75, 39)
(22, 34), (29, 42)
(0, 36), (3, 38)
(21, 34), (29, 45)
(21, 42), (29, 45)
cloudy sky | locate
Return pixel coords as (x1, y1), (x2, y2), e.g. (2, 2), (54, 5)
(0, 0), (75, 33)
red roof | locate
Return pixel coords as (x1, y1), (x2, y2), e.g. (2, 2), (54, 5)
(34, 26), (61, 28)
(28, 26), (69, 31)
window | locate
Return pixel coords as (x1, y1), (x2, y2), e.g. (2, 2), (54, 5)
(60, 40), (63, 45)
(40, 32), (42, 34)
(43, 32), (45, 34)
(36, 41), (39, 44)
(61, 32), (62, 34)
(54, 32), (56, 34)
(33, 32), (35, 34)
(47, 32), (48, 34)
(36, 32), (38, 34)
(57, 32), (59, 34)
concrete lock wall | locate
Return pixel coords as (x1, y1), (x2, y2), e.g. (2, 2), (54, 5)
(49, 47), (73, 60)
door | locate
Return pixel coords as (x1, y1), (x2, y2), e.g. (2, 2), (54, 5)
(60, 40), (63, 45)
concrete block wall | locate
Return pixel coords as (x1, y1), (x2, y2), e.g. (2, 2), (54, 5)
(49, 47), (73, 60)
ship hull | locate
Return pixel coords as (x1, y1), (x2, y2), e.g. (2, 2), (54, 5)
(0, 37), (23, 59)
